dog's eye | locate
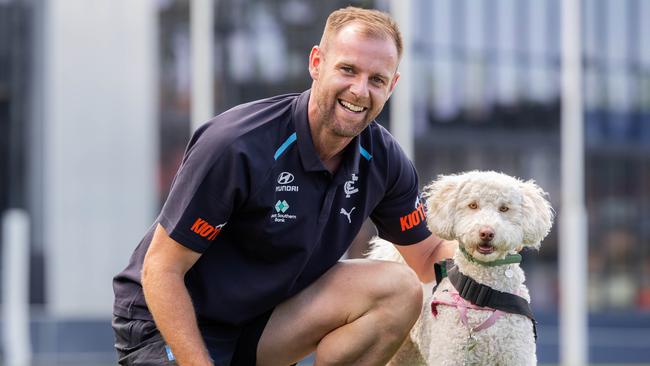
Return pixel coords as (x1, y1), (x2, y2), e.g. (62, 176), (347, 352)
(499, 206), (509, 212)
(468, 202), (478, 209)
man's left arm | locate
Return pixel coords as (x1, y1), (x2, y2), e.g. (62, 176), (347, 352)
(395, 234), (457, 283)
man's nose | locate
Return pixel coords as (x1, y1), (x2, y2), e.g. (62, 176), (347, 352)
(349, 77), (369, 98)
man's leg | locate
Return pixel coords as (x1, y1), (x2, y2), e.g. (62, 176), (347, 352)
(256, 259), (423, 366)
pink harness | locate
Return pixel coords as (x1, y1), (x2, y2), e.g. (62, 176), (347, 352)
(431, 291), (504, 333)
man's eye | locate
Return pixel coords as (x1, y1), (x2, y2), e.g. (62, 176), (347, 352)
(341, 67), (353, 73)
(372, 76), (385, 85)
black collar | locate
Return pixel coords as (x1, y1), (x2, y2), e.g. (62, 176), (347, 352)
(434, 260), (538, 340)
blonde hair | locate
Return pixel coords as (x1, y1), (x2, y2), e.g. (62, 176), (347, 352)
(320, 6), (403, 60)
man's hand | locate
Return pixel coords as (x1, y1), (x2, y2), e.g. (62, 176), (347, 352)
(395, 234), (458, 283)
(142, 224), (214, 366)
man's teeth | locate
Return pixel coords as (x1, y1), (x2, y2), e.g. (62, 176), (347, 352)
(339, 100), (366, 112)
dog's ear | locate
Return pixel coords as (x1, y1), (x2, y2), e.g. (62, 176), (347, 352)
(519, 179), (554, 248)
(423, 174), (459, 240)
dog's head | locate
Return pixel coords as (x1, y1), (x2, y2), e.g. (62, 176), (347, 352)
(424, 170), (554, 261)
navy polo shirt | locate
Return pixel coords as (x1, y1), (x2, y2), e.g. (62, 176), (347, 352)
(113, 90), (431, 326)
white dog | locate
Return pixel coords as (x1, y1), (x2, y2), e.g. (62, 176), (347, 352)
(368, 170), (553, 365)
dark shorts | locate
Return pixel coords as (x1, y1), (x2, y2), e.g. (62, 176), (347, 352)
(112, 310), (273, 366)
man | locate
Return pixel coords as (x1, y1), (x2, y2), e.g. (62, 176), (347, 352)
(113, 6), (455, 366)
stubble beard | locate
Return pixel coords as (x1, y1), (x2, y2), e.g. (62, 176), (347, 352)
(317, 93), (374, 138)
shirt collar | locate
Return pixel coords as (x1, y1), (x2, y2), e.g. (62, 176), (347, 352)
(293, 89), (362, 179)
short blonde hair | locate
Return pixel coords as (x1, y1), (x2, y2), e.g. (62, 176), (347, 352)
(320, 6), (403, 60)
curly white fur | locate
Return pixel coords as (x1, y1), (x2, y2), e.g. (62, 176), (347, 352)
(368, 170), (554, 366)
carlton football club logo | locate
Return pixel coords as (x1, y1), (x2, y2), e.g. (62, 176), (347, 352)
(344, 173), (359, 198)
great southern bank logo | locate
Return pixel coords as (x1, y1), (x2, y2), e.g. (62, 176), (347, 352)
(275, 200), (290, 213)
(271, 199), (296, 223)
(276, 172), (299, 192)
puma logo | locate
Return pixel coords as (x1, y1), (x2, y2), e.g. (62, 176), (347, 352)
(340, 207), (356, 223)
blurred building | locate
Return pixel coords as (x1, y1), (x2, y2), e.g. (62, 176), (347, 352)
(0, 0), (649, 364)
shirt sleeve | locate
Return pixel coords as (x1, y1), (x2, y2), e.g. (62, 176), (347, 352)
(158, 128), (247, 253)
(370, 145), (431, 245)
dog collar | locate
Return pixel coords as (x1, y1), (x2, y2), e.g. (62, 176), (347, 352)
(432, 259), (538, 341)
(459, 245), (522, 267)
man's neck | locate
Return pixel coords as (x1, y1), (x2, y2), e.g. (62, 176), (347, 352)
(313, 132), (349, 174)
(307, 92), (354, 174)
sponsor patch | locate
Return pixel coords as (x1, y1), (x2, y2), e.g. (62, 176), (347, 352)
(190, 218), (227, 240)
(399, 202), (426, 232)
(276, 172), (299, 192)
(271, 200), (297, 223)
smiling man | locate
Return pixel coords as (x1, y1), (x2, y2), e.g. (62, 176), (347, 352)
(112, 6), (455, 366)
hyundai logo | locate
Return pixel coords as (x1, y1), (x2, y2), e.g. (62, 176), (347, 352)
(277, 172), (294, 185)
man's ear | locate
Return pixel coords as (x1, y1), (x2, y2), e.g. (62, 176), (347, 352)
(387, 71), (400, 98)
(309, 45), (322, 80)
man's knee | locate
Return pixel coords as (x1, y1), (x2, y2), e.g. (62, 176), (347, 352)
(367, 261), (423, 317)
(348, 262), (423, 357)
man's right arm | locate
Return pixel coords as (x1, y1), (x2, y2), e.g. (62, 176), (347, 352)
(142, 224), (213, 366)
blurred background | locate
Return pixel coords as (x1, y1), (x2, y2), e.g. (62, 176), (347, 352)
(0, 0), (649, 365)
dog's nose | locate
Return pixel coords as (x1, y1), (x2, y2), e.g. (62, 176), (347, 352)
(479, 226), (495, 242)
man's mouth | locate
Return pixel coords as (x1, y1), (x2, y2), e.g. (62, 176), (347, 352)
(338, 99), (367, 113)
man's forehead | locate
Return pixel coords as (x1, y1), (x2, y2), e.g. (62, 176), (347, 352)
(333, 23), (397, 52)
(327, 24), (399, 70)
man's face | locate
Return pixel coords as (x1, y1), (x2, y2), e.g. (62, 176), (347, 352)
(309, 24), (400, 138)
